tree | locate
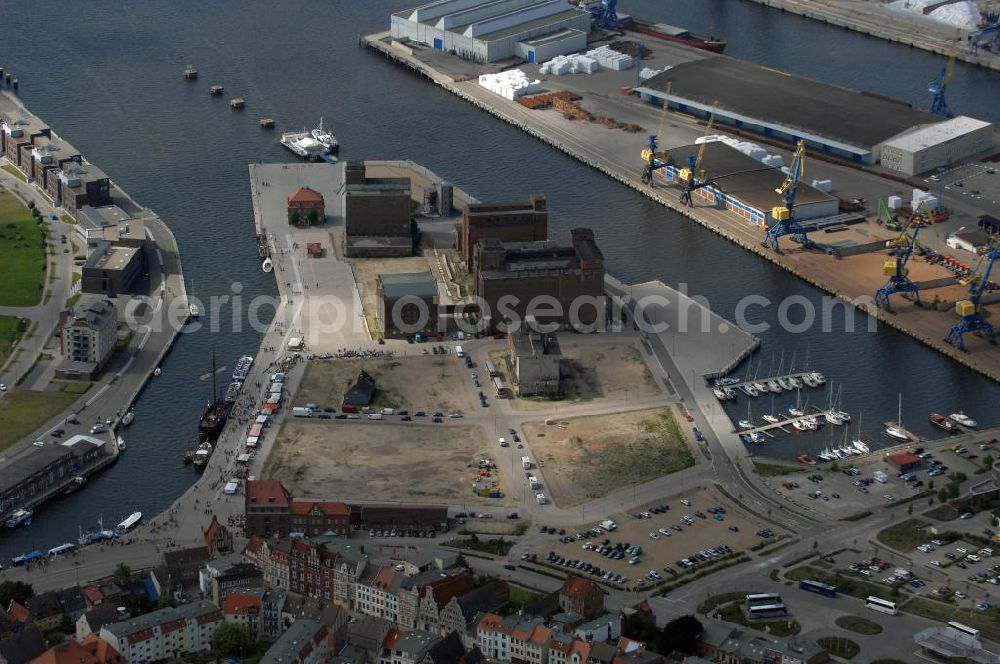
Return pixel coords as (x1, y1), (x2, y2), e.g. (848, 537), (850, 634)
(939, 488), (949, 504)
(622, 611), (658, 644)
(454, 553), (468, 569)
(0, 581), (34, 607)
(655, 615), (703, 656)
(288, 209), (300, 225)
(114, 563), (131, 581)
(212, 623), (251, 657)
(157, 595), (179, 609)
(306, 208), (319, 225)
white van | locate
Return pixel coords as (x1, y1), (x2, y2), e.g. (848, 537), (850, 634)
(382, 408), (395, 415)
(292, 407), (314, 418)
(456, 345), (465, 358)
(368, 413), (383, 420)
(535, 493), (547, 505)
(498, 437), (508, 447)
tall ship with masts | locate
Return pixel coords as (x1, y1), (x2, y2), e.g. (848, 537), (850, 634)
(199, 353), (232, 442)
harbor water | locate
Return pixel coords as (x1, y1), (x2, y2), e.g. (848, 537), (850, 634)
(0, 0), (998, 557)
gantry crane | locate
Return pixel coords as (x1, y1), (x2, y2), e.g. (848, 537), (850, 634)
(588, 0), (621, 33)
(873, 203), (933, 311)
(762, 140), (813, 253)
(945, 245), (1000, 351)
(641, 81), (672, 186)
(929, 32), (958, 117)
(679, 103), (718, 205)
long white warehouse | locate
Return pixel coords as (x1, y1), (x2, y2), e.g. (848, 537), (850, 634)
(391, 0), (591, 64)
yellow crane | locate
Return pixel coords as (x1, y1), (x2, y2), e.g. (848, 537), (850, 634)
(679, 101), (718, 185)
(640, 81), (672, 185)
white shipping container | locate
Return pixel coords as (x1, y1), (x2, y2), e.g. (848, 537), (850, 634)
(887, 195), (902, 210)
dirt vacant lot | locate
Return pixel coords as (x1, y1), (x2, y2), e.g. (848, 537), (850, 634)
(491, 341), (663, 410)
(265, 420), (507, 503)
(295, 355), (477, 414)
(524, 408), (695, 507)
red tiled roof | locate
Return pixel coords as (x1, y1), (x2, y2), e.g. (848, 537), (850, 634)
(887, 451), (921, 465)
(383, 628), (406, 650)
(161, 617), (186, 634)
(529, 626), (552, 645)
(289, 500), (350, 516)
(246, 480), (291, 506)
(570, 640), (591, 660)
(224, 594), (262, 615)
(477, 613), (503, 632)
(288, 187), (324, 204)
(82, 585), (105, 606)
(204, 516), (221, 547)
(7, 601), (29, 623)
(374, 568), (397, 589)
(80, 634), (122, 663)
(560, 576), (596, 600)
(30, 637), (121, 664)
(427, 574), (474, 608)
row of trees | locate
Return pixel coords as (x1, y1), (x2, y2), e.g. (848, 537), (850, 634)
(288, 208), (321, 225)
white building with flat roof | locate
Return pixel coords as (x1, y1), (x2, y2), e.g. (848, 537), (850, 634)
(390, 0), (591, 63)
(880, 115), (995, 175)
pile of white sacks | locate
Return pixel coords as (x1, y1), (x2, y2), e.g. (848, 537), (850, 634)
(696, 134), (833, 192)
(539, 45), (634, 75)
(478, 69), (542, 100)
(638, 65), (672, 82)
(912, 188), (940, 211)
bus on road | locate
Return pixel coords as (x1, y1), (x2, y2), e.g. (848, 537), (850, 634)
(865, 596), (897, 615)
(799, 580), (837, 597)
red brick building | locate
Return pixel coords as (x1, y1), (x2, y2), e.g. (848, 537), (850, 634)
(887, 451), (922, 472)
(203, 515), (233, 557)
(287, 187), (325, 224)
(558, 577), (605, 620)
(458, 195), (547, 266)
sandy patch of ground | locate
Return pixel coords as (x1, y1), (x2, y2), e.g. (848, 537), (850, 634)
(490, 341), (663, 411)
(524, 408), (695, 507)
(294, 355), (478, 414)
(265, 420), (508, 504)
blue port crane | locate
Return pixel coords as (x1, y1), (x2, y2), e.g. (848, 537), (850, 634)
(928, 39), (957, 117)
(945, 245), (1000, 351)
(588, 0), (621, 33)
(678, 103), (719, 205)
(761, 140), (813, 253)
(641, 81), (672, 186)
(873, 203), (933, 311)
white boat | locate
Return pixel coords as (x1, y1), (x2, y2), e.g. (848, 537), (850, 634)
(723, 387), (737, 399)
(738, 419), (753, 429)
(153, 367), (161, 377)
(116, 436), (126, 452)
(824, 411), (844, 426)
(767, 379), (782, 392)
(789, 376), (802, 389)
(835, 448), (848, 458)
(5, 508), (33, 529)
(777, 377), (793, 391)
(949, 411), (978, 428)
(121, 411), (134, 427)
(802, 375), (818, 388)
(885, 394), (911, 442)
(810, 371), (826, 385)
(747, 432), (764, 443)
(280, 131), (327, 159)
(741, 384), (759, 398)
(713, 387), (727, 401)
(717, 377), (740, 386)
(852, 440), (870, 454)
(789, 407), (804, 417)
(189, 302), (199, 317)
(262, 257), (273, 273)
(115, 511), (142, 534)
(792, 420), (809, 432)
(835, 410), (851, 423)
(762, 414), (780, 424)
(754, 381), (768, 393)
(310, 117), (339, 152)
(817, 448), (833, 460)
(804, 416), (818, 431)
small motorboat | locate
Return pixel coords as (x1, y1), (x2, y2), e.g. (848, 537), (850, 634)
(789, 407), (805, 417)
(792, 420), (809, 432)
(717, 377), (740, 386)
(747, 432), (764, 443)
(738, 419), (753, 429)
(884, 425), (910, 442)
(797, 454), (816, 465)
(116, 436), (126, 452)
(713, 387), (727, 401)
(189, 302), (199, 317)
(803, 416), (819, 431)
(153, 367), (161, 377)
(724, 387), (737, 400)
(262, 257), (273, 273)
(121, 410), (134, 427)
(762, 414), (780, 424)
(949, 411), (978, 428)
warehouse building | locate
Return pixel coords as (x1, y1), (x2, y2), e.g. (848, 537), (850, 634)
(390, 0), (591, 64)
(376, 271), (440, 339)
(508, 330), (561, 396)
(879, 116), (995, 175)
(344, 161), (413, 258)
(637, 57), (995, 173)
(459, 193), (548, 263)
(658, 142), (839, 227)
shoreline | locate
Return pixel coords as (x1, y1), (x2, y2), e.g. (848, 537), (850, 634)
(360, 32), (1000, 385)
(742, 0), (1000, 72)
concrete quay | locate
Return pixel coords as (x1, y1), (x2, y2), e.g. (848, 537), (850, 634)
(744, 0), (1000, 72)
(361, 32), (1000, 384)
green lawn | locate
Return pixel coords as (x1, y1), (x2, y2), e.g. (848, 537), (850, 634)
(785, 566), (887, 601)
(61, 382), (91, 395)
(834, 615), (882, 635)
(753, 462), (801, 477)
(816, 637), (859, 659)
(903, 597), (1000, 643)
(0, 315), (27, 369)
(876, 518), (930, 552)
(1, 164), (27, 182)
(0, 192), (46, 306)
(0, 390), (80, 451)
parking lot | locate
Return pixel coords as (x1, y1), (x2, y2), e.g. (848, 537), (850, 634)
(527, 486), (786, 590)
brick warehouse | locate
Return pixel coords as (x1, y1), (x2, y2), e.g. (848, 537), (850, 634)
(458, 194), (548, 265)
(473, 228), (604, 334)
